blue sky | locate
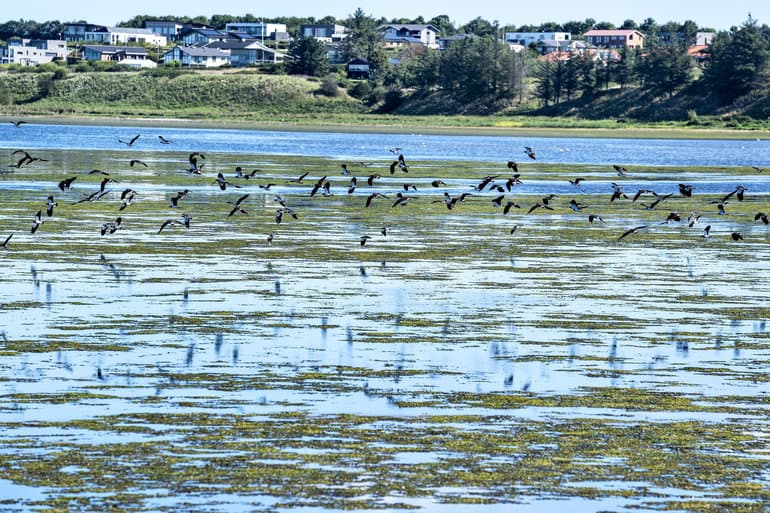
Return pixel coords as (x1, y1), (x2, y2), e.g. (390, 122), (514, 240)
(6, 0), (769, 30)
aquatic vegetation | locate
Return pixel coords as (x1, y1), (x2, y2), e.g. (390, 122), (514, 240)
(1, 144), (769, 512)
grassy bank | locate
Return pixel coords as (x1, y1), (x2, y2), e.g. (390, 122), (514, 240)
(2, 69), (770, 138)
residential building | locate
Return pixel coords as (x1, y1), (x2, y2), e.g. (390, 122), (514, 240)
(583, 29), (645, 49)
(379, 24), (439, 48)
(0, 39), (68, 66)
(205, 40), (286, 65)
(163, 46), (231, 67)
(659, 31), (715, 46)
(299, 23), (347, 42)
(84, 27), (166, 46)
(145, 20), (184, 41)
(504, 31), (571, 48)
(688, 45), (710, 66)
(181, 28), (228, 46)
(82, 45), (157, 68)
(346, 57), (370, 79)
(62, 23), (104, 42)
(224, 22), (289, 41)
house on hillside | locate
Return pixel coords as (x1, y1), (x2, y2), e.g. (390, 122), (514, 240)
(145, 20), (184, 41)
(379, 24), (439, 48)
(62, 23), (104, 42)
(0, 39), (68, 66)
(224, 22), (289, 42)
(205, 40), (286, 65)
(346, 57), (370, 79)
(82, 45), (157, 68)
(504, 31), (571, 49)
(84, 26), (167, 46)
(181, 28), (228, 46)
(299, 24), (347, 43)
(583, 29), (644, 49)
(688, 45), (710, 67)
(163, 46), (231, 67)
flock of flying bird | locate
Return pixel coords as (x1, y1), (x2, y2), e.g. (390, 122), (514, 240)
(1, 122), (769, 252)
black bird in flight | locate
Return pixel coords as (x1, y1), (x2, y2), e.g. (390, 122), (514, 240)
(503, 201), (520, 214)
(360, 235), (372, 246)
(288, 171), (309, 183)
(310, 175), (328, 196)
(169, 189), (189, 208)
(158, 214), (191, 234)
(617, 225), (649, 241)
(475, 175), (499, 191)
(392, 192), (413, 207)
(214, 172), (240, 190)
(613, 164), (629, 176)
(367, 173), (382, 186)
(235, 167), (259, 179)
(524, 146), (536, 160)
(588, 214), (604, 223)
(158, 135), (171, 144)
(46, 195), (58, 217)
(731, 232), (744, 241)
(507, 161), (519, 172)
(11, 120), (27, 128)
(678, 183), (694, 197)
(569, 177), (585, 186)
(31, 210), (44, 234)
(118, 134), (141, 146)
(1, 233), (12, 249)
(754, 212), (769, 225)
(365, 192), (387, 207)
(100, 216), (122, 236)
(58, 176), (77, 191)
(129, 159), (149, 168)
(119, 189), (137, 211)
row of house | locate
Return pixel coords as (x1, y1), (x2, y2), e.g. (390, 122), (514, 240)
(4, 21), (717, 72)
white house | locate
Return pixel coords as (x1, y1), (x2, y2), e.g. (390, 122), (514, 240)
(84, 27), (166, 47)
(0, 39), (68, 66)
(504, 32), (571, 48)
(163, 46), (231, 67)
(379, 24), (439, 48)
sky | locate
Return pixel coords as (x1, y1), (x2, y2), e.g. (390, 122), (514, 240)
(5, 0), (769, 31)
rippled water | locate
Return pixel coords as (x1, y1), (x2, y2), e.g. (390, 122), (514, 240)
(1, 126), (770, 512)
(2, 121), (770, 166)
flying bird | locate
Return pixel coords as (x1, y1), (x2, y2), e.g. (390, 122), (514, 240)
(1, 233), (12, 249)
(360, 235), (372, 246)
(214, 172), (239, 190)
(31, 210), (44, 234)
(169, 189), (189, 208)
(129, 159), (149, 168)
(365, 192), (387, 207)
(119, 189), (137, 211)
(118, 134), (141, 147)
(678, 183), (694, 197)
(100, 216), (122, 236)
(158, 214), (191, 234)
(754, 212), (768, 225)
(613, 164), (629, 176)
(58, 176), (77, 191)
(158, 135), (171, 144)
(524, 146), (536, 160)
(11, 120), (27, 128)
(46, 195), (58, 217)
(731, 232), (744, 241)
(617, 225), (649, 241)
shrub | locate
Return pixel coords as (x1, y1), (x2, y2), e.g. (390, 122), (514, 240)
(318, 73), (341, 97)
(348, 80), (371, 100)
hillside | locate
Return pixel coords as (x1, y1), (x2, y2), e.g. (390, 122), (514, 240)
(0, 70), (367, 119)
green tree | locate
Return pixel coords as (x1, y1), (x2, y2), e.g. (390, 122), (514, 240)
(462, 17), (496, 37)
(340, 8), (387, 71)
(703, 15), (770, 102)
(638, 43), (693, 97)
(287, 36), (329, 76)
(614, 47), (639, 89)
(534, 58), (555, 105)
(429, 15), (456, 37)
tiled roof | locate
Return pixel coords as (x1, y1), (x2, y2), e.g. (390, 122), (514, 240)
(584, 29), (644, 37)
(83, 45), (147, 55)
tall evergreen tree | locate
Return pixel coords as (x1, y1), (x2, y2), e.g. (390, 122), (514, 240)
(340, 8), (387, 71)
(287, 37), (329, 77)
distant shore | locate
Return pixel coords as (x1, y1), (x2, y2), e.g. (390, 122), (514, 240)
(4, 114), (770, 140)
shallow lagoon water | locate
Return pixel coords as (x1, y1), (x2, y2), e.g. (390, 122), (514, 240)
(1, 127), (770, 512)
